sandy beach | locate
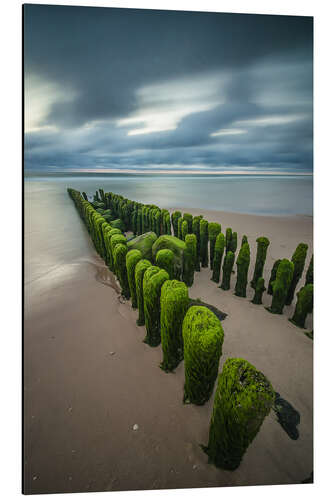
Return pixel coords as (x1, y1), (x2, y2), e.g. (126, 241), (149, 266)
(24, 205), (313, 494)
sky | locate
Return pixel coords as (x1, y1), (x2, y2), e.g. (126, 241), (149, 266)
(24, 4), (313, 174)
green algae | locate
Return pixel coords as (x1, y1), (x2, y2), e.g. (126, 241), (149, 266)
(183, 306), (224, 405)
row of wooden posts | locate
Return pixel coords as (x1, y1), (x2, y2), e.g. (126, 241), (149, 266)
(84, 188), (313, 329)
(67, 187), (310, 470)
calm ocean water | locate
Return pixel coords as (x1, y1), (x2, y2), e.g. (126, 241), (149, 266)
(25, 174), (313, 216)
(24, 174), (313, 300)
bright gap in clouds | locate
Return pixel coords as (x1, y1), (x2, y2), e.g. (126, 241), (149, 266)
(211, 128), (247, 137)
(116, 73), (225, 136)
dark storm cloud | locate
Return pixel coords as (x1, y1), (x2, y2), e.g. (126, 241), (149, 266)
(24, 4), (313, 172)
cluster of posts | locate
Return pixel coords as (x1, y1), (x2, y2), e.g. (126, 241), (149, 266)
(67, 187), (313, 470)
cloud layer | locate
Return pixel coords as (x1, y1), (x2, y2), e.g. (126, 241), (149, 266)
(24, 5), (313, 173)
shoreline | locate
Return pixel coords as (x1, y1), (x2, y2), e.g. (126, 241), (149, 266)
(24, 200), (313, 494)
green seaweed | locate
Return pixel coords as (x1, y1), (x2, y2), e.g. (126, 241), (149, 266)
(183, 213), (193, 233)
(203, 358), (274, 470)
(267, 259), (281, 295)
(171, 211), (182, 237)
(113, 243), (130, 299)
(250, 237), (270, 289)
(126, 249), (142, 308)
(181, 219), (188, 241)
(183, 306), (224, 405)
(235, 242), (250, 297)
(220, 251), (235, 290)
(127, 231), (157, 261)
(208, 222), (222, 270)
(143, 266), (169, 346)
(211, 233), (225, 283)
(156, 249), (176, 280)
(289, 284), (313, 328)
(251, 277), (266, 305)
(225, 228), (232, 252)
(267, 259), (294, 314)
(135, 259), (152, 326)
(305, 254), (313, 285)
(160, 280), (189, 372)
(285, 243), (308, 305)
(183, 234), (197, 287)
(200, 219), (209, 268)
(192, 216), (202, 271)
(152, 235), (186, 280)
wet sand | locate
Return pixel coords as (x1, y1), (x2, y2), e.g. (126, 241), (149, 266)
(24, 208), (313, 494)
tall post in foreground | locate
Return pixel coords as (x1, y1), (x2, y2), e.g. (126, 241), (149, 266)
(212, 233), (225, 283)
(285, 243), (308, 305)
(200, 219), (209, 268)
(267, 259), (281, 295)
(289, 284), (313, 328)
(220, 251), (235, 290)
(203, 358), (274, 470)
(126, 249), (142, 308)
(135, 260), (152, 326)
(183, 306), (224, 405)
(143, 266), (169, 346)
(251, 277), (266, 305)
(250, 237), (270, 289)
(208, 222), (222, 270)
(183, 234), (197, 287)
(267, 259), (294, 314)
(160, 280), (189, 372)
(234, 242), (250, 297)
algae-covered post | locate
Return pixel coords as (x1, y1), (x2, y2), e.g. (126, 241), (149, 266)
(234, 242), (250, 297)
(267, 259), (282, 295)
(177, 217), (184, 241)
(267, 259), (294, 314)
(160, 280), (189, 372)
(143, 266), (169, 346)
(203, 358), (274, 470)
(285, 243), (308, 305)
(241, 235), (248, 246)
(305, 254), (313, 285)
(126, 249), (142, 308)
(208, 222), (221, 270)
(220, 251), (235, 290)
(181, 220), (188, 241)
(156, 249), (176, 280)
(251, 277), (266, 305)
(200, 219), (209, 268)
(250, 237), (270, 289)
(110, 233), (127, 272)
(183, 234), (197, 287)
(211, 233), (225, 283)
(290, 284), (313, 328)
(152, 235), (186, 281)
(230, 231), (238, 253)
(114, 243), (130, 299)
(135, 259), (152, 326)
(171, 211), (181, 237)
(225, 228), (232, 252)
(183, 213), (193, 234)
(183, 306), (224, 405)
(192, 216), (201, 272)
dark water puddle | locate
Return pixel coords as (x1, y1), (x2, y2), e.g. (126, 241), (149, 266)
(273, 392), (300, 440)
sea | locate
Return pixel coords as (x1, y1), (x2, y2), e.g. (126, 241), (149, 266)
(24, 173), (313, 303)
